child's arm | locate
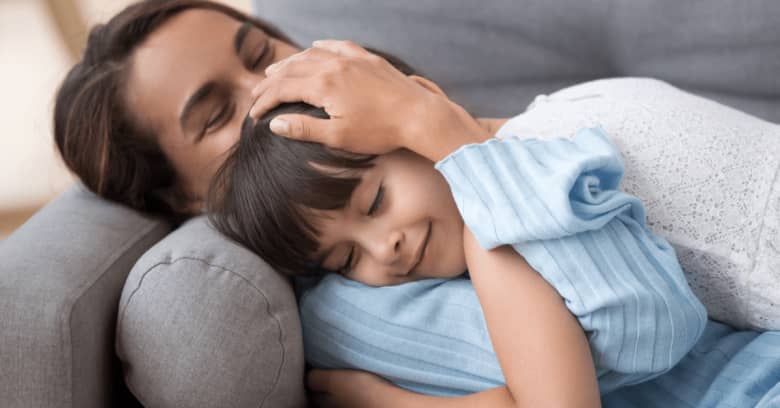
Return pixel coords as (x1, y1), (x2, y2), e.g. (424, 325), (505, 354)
(305, 227), (600, 407)
(435, 127), (708, 391)
(307, 372), (588, 408)
(462, 226), (601, 406)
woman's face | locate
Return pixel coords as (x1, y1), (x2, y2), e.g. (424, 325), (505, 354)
(309, 149), (466, 287)
(125, 9), (299, 211)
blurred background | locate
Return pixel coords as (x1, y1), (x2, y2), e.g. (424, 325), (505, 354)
(0, 0), (249, 238)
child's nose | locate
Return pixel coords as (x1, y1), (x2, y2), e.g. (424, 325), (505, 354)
(368, 229), (403, 265)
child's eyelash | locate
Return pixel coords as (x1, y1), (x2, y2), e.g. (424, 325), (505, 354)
(368, 183), (384, 215)
(340, 247), (355, 274)
(341, 183), (384, 274)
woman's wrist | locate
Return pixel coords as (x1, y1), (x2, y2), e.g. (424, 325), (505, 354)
(401, 94), (492, 162)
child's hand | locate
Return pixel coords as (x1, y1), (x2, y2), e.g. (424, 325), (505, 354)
(307, 368), (400, 408)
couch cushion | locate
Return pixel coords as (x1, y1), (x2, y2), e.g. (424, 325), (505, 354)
(115, 216), (306, 408)
(252, 0), (780, 123)
(0, 184), (170, 408)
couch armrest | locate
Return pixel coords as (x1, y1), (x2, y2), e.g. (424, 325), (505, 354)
(116, 216), (307, 407)
(0, 184), (170, 408)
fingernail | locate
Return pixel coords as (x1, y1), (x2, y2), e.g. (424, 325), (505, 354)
(265, 63), (279, 75)
(270, 118), (289, 134)
(312, 40), (323, 46)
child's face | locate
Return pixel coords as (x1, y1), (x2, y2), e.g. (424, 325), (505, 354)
(309, 149), (466, 286)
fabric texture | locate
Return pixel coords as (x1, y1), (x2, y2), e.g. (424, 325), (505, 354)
(4, 1), (778, 406)
(494, 78), (780, 330)
(437, 127), (709, 390)
(298, 80), (780, 405)
(0, 184), (170, 408)
(602, 321), (780, 408)
(300, 123), (709, 395)
(252, 0), (780, 123)
(115, 217), (307, 408)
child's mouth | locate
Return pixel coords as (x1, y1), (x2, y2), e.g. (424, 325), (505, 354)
(409, 220), (432, 275)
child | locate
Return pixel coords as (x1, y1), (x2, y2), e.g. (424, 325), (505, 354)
(207, 100), (710, 402)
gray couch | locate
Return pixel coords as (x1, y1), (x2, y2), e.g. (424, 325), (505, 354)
(2, 1), (778, 407)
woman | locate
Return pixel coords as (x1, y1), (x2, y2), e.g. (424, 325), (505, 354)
(53, 1), (779, 407)
(53, 0), (484, 221)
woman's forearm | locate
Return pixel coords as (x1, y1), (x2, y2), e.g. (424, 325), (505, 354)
(401, 94), (493, 162)
(463, 228), (601, 407)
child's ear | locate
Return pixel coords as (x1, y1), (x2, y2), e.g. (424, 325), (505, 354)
(409, 75), (447, 97)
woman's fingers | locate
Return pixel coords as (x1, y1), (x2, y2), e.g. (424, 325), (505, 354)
(249, 76), (324, 119)
(249, 48), (342, 120)
(269, 113), (333, 143)
(408, 75), (447, 97)
(311, 39), (373, 58)
(248, 39), (473, 157)
(263, 46), (335, 77)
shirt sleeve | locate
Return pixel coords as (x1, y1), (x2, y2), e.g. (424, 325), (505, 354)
(434, 126), (643, 248)
(435, 126), (708, 391)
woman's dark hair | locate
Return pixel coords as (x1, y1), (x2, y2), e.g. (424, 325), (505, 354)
(53, 0), (294, 223)
(208, 60), (417, 278)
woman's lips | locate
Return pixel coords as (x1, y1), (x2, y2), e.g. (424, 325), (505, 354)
(410, 221), (432, 275)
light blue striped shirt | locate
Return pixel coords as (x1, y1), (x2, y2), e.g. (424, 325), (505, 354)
(297, 127), (779, 406)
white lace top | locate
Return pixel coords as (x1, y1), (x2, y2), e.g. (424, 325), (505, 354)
(495, 77), (780, 330)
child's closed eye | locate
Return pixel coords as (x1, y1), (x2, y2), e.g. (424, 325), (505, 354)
(339, 247), (355, 275)
(367, 182), (384, 215)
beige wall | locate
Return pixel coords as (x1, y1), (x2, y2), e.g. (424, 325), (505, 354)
(0, 0), (250, 238)
(0, 0), (74, 213)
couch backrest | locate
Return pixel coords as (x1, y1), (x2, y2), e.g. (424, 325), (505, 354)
(253, 0), (780, 122)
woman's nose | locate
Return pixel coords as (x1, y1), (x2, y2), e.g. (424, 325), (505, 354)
(236, 71), (267, 117)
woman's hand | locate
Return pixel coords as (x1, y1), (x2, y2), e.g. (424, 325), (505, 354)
(249, 40), (490, 162)
(306, 368), (400, 408)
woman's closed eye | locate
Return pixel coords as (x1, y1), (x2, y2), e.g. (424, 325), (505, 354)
(250, 41), (274, 71)
(202, 102), (235, 136)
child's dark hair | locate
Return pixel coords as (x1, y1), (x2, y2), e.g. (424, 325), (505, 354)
(207, 55), (416, 277)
